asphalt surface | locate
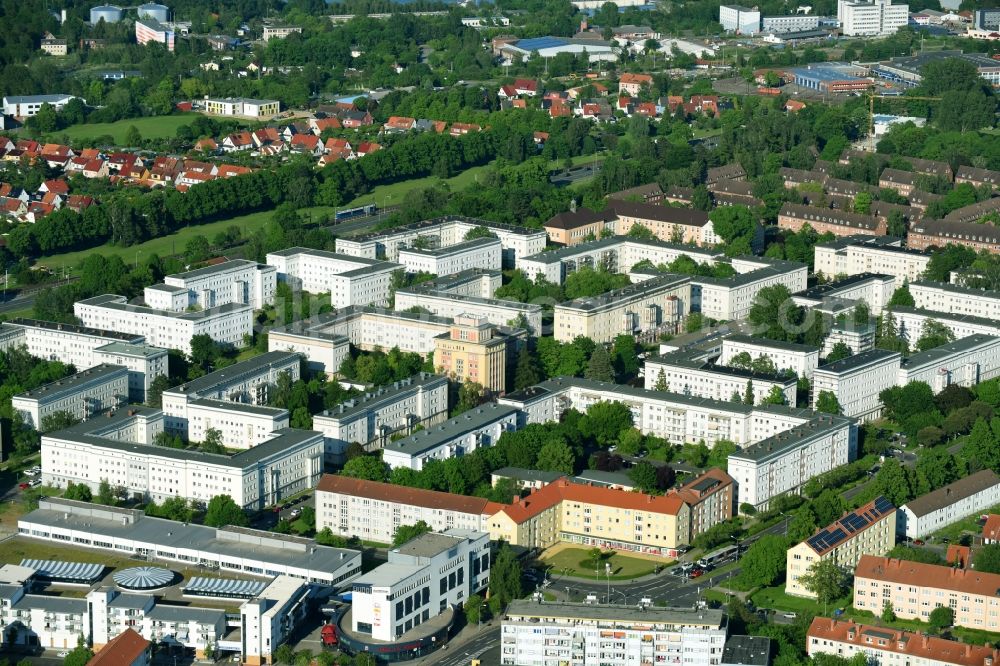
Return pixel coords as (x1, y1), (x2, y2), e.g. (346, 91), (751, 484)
(550, 163), (602, 186)
(429, 626), (502, 666)
(323, 206), (402, 237)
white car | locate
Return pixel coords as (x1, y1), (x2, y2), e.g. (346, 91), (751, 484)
(57, 651), (69, 658)
(290, 508), (302, 518)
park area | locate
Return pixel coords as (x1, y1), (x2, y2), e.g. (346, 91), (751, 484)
(541, 545), (663, 581)
(59, 114), (199, 144)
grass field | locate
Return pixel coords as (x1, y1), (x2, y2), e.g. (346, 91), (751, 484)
(341, 162), (495, 209)
(750, 585), (850, 614)
(59, 114), (199, 144)
(542, 547), (660, 581)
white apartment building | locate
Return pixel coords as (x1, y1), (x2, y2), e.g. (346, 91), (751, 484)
(897, 334), (1000, 391)
(315, 475), (497, 544)
(382, 403), (519, 471)
(74, 294), (253, 355)
(501, 601), (727, 666)
(160, 351), (301, 435)
(499, 376), (818, 447)
(720, 4), (762, 33)
(892, 306), (1000, 345)
(394, 275), (543, 335)
(265, 247), (401, 308)
(728, 413), (857, 508)
(91, 342), (168, 403)
(2, 94), (77, 118)
(911, 281), (1000, 321)
(239, 576), (314, 665)
(267, 324), (350, 376)
(143, 260), (277, 312)
(204, 97), (280, 118)
(335, 217), (547, 269)
(311, 373), (448, 464)
(814, 236), (930, 284)
(838, 0), (909, 35)
(644, 349), (799, 406)
(807, 617), (1000, 666)
(19, 497), (362, 586)
(555, 274), (691, 344)
(186, 398), (290, 450)
(762, 14), (821, 32)
(811, 349), (902, 421)
(351, 530), (490, 642)
(898, 470), (1000, 539)
(793, 273), (897, 316)
(12, 364), (129, 429)
(718, 334), (820, 379)
(396, 237), (503, 275)
(692, 258), (809, 321)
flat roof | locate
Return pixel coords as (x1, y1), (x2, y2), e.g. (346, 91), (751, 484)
(557, 274), (691, 313)
(901, 334), (1000, 372)
(384, 403), (519, 457)
(316, 373), (446, 421)
(505, 599), (725, 626)
(16, 364), (127, 402)
(796, 273), (895, 300)
(345, 215), (545, 244)
(814, 348), (901, 375)
(722, 635), (773, 666)
(77, 294), (252, 321)
(492, 466), (563, 484)
(730, 414), (854, 463)
(650, 349), (798, 384)
(521, 237), (719, 265)
(398, 236), (500, 257)
(165, 259), (265, 282)
(6, 317), (142, 342)
(723, 333), (819, 354)
(889, 305), (1000, 330)
(95, 342), (168, 358)
(352, 562), (424, 588)
(189, 397), (288, 417)
(393, 532), (464, 559)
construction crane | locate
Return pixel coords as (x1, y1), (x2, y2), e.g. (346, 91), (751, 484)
(866, 86), (942, 150)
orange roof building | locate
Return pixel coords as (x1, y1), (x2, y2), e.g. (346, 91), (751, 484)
(983, 513), (1000, 543)
(89, 628), (151, 665)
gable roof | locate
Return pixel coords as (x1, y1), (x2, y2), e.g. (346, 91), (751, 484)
(88, 628), (149, 666)
(855, 555), (1000, 596)
(316, 475), (497, 515)
(902, 469), (1000, 518)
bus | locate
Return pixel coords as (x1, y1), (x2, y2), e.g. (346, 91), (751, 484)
(698, 544), (741, 569)
(335, 203), (377, 222)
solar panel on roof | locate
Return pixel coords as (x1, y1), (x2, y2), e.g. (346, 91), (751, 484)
(20, 559), (104, 583)
(516, 37), (568, 50)
(873, 496), (893, 513)
(183, 576), (267, 600)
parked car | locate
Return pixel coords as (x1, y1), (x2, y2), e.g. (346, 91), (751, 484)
(689, 569), (704, 579)
(18, 483), (29, 490)
(56, 651), (69, 658)
(290, 508), (302, 518)
(913, 539), (925, 546)
(783, 612), (798, 619)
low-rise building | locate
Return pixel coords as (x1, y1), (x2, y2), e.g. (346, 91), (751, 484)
(239, 575), (315, 665)
(311, 373), (448, 464)
(491, 467), (563, 490)
(89, 629), (151, 666)
(542, 208), (616, 246)
(811, 349), (902, 420)
(502, 601), (727, 666)
(897, 334), (1000, 391)
(955, 165), (1000, 190)
(898, 470), (1000, 539)
(786, 496), (896, 598)
(396, 237), (502, 275)
(266, 248), (401, 308)
(204, 97), (280, 118)
(382, 403), (519, 470)
(813, 236), (930, 283)
(143, 259), (277, 312)
(718, 334), (820, 379)
(853, 555), (1000, 630)
(722, 636), (774, 666)
(12, 364), (129, 429)
(2, 94), (77, 118)
(350, 530), (490, 642)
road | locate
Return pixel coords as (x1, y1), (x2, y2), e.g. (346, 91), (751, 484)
(550, 162), (603, 186)
(322, 205), (402, 237)
(431, 627), (501, 666)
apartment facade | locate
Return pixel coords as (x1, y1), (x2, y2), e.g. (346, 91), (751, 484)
(891, 306), (1000, 346)
(898, 470), (1000, 539)
(908, 220), (1000, 255)
(720, 4), (762, 33)
(143, 259), (277, 312)
(786, 496), (896, 598)
(396, 237), (503, 275)
(911, 281), (1000, 322)
(811, 349), (902, 421)
(204, 97), (280, 118)
(718, 334), (820, 379)
(777, 203), (886, 238)
(265, 247), (401, 308)
(12, 364), (129, 429)
(692, 257), (808, 321)
(135, 18), (174, 51)
(814, 236), (930, 283)
(185, 398), (290, 449)
(644, 350), (798, 406)
(897, 334), (1000, 391)
(434, 315), (512, 394)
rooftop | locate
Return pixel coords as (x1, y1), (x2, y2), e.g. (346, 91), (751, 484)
(557, 274), (691, 313)
(522, 236), (719, 265)
(392, 532), (465, 559)
(6, 317), (143, 342)
(165, 351), (300, 397)
(77, 294), (252, 321)
(164, 258), (267, 282)
(189, 397), (289, 417)
(814, 348), (901, 375)
(400, 236), (501, 258)
(346, 215), (545, 244)
(650, 349), (799, 384)
(890, 305), (1000, 330)
(87, 628), (150, 666)
(316, 373), (447, 421)
(352, 562), (424, 588)
(722, 635), (773, 666)
(856, 554), (1000, 597)
(902, 469), (1000, 518)
(265, 246), (384, 266)
(384, 403), (519, 457)
(900, 334), (1000, 373)
(505, 599), (725, 627)
(803, 496), (895, 556)
(492, 466), (564, 484)
(883, 50), (1000, 75)
(729, 414), (855, 464)
(16, 364), (127, 402)
(796, 273), (895, 301)
(723, 333), (819, 354)
(316, 476), (502, 515)
(95, 342), (168, 359)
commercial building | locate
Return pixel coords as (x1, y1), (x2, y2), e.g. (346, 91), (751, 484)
(434, 314), (520, 395)
(786, 496), (897, 598)
(644, 348), (798, 406)
(315, 475), (500, 544)
(160, 351), (301, 435)
(239, 575), (316, 665)
(838, 0), (909, 36)
(975, 8), (1000, 30)
(790, 63), (872, 92)
(382, 403), (519, 471)
(854, 555), (1000, 630)
(41, 409), (323, 510)
(891, 306), (1000, 345)
(75, 294), (253, 355)
(312, 373), (449, 464)
(143, 260), (277, 312)
(335, 216), (546, 269)
(2, 94), (77, 118)
(19, 497), (362, 586)
(554, 274), (690, 343)
(762, 14), (821, 32)
(897, 334), (1000, 391)
(186, 398), (289, 450)
(135, 18), (175, 51)
(808, 618), (1000, 666)
(497, 36), (616, 63)
(718, 334), (820, 379)
(350, 530), (490, 642)
(204, 97), (280, 118)
(265, 248), (401, 308)
(728, 413), (857, 508)
(720, 4), (762, 33)
(778, 203), (885, 238)
(396, 237), (502, 275)
(811, 349), (902, 421)
(898, 470), (1000, 539)
(874, 51), (1000, 88)
(792, 273), (897, 315)
(12, 364), (129, 429)
(501, 601), (727, 666)
(814, 236), (930, 283)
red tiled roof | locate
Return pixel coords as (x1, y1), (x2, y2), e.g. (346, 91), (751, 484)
(43, 179), (69, 195)
(983, 514), (1000, 541)
(216, 165), (251, 178)
(514, 78), (538, 92)
(356, 141), (381, 154)
(88, 629), (150, 666)
(856, 555), (1000, 596)
(316, 475), (497, 515)
(386, 116), (416, 129)
(620, 73), (653, 85)
(290, 134), (320, 149)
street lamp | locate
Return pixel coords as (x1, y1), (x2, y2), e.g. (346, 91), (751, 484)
(605, 562), (611, 604)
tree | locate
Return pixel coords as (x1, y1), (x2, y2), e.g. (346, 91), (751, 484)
(489, 543), (522, 607)
(654, 369), (667, 391)
(341, 455), (387, 482)
(204, 494), (249, 527)
(581, 402), (634, 445)
(513, 348), (541, 390)
(914, 447), (961, 494)
(872, 459), (914, 508)
(189, 333), (222, 371)
(40, 410), (80, 433)
(611, 335), (640, 381)
(882, 600), (896, 622)
(97, 479), (116, 506)
(761, 385), (787, 406)
(465, 593), (485, 625)
(709, 206), (756, 257)
(736, 535), (787, 588)
(887, 284), (914, 308)
(685, 312), (705, 334)
(537, 439), (576, 475)
(916, 319), (955, 351)
(64, 482), (92, 502)
(974, 544), (1000, 574)
(630, 461), (660, 494)
(62, 645), (95, 666)
(201, 427), (225, 454)
(825, 342), (853, 363)
(800, 559), (850, 610)
(962, 417), (1000, 473)
(274, 645), (296, 665)
(748, 284), (798, 341)
(585, 345), (614, 382)
(392, 521), (432, 547)
(455, 381), (486, 414)
(464, 226), (497, 241)
(743, 379), (754, 405)
(928, 606), (955, 631)
(853, 192), (873, 214)
(125, 125), (142, 147)
(147, 374), (172, 408)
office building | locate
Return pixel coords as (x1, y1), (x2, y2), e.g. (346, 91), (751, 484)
(350, 530), (490, 642)
(434, 315), (519, 395)
(898, 470), (1000, 539)
(728, 413), (857, 508)
(838, 0), (909, 35)
(312, 373), (449, 464)
(897, 334), (1000, 390)
(786, 497), (897, 598)
(875, 51), (1000, 88)
(315, 476), (500, 544)
(12, 364), (129, 429)
(644, 348), (799, 406)
(396, 237), (502, 275)
(501, 602), (727, 666)
(19, 497), (362, 586)
(975, 8), (1000, 30)
(2, 94), (77, 118)
(382, 403), (519, 471)
(74, 294), (253, 355)
(811, 349), (902, 421)
(266, 248), (401, 308)
(718, 334), (820, 379)
(239, 576), (315, 665)
(814, 236), (930, 283)
(135, 17), (174, 51)
(854, 555), (1000, 630)
(720, 4), (762, 33)
(143, 260), (277, 312)
(204, 97), (280, 119)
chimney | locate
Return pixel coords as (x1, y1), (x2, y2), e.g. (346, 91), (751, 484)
(581, 18), (588, 31)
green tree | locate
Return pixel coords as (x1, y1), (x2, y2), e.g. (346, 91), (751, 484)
(201, 427), (225, 454)
(853, 192), (873, 214)
(914, 447), (961, 495)
(392, 521), (432, 547)
(629, 461), (660, 494)
(887, 284), (915, 308)
(736, 535), (787, 588)
(882, 600), (896, 622)
(800, 559), (850, 610)
(124, 125), (142, 147)
(611, 335), (640, 381)
(455, 381), (487, 414)
(929, 606), (955, 631)
(974, 544), (1000, 574)
(872, 459), (913, 508)
(584, 345), (614, 382)
(274, 645), (295, 665)
(465, 593), (485, 625)
(709, 205), (756, 256)
(916, 319), (955, 351)
(962, 417), (1000, 472)
(40, 410), (81, 433)
(97, 479), (117, 506)
(761, 385), (787, 406)
(62, 645), (95, 666)
(826, 342), (853, 363)
(489, 543), (523, 607)
(464, 226), (497, 241)
(513, 347), (541, 390)
(654, 369), (667, 391)
(685, 312), (706, 334)
(536, 439), (576, 475)
(341, 455), (387, 482)
(743, 379), (754, 405)
(204, 494), (249, 527)
(64, 482), (92, 502)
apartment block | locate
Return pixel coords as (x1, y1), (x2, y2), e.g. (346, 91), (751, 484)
(396, 237), (502, 275)
(691, 257), (808, 321)
(502, 602), (727, 666)
(315, 476), (500, 544)
(720, 4), (762, 33)
(814, 236), (930, 283)
(911, 281), (1000, 321)
(838, 0), (908, 36)
(891, 306), (1000, 345)
(143, 259), (277, 312)
(135, 18), (174, 51)
(204, 97), (280, 118)
(908, 220), (1000, 255)
(793, 273), (897, 315)
(898, 470), (1000, 539)
(609, 200), (720, 246)
(12, 364), (129, 429)
(382, 403), (519, 471)
(853, 556), (1000, 631)
(311, 373), (448, 463)
(185, 398), (290, 450)
(778, 203), (886, 238)
(265, 247), (401, 308)
(728, 413), (857, 508)
(897, 334), (1000, 391)
(718, 334), (820, 379)
(811, 349), (902, 421)
(644, 349), (798, 406)
(434, 314), (521, 395)
(786, 496), (897, 598)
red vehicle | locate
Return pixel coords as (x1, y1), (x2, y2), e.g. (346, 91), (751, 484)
(913, 539), (925, 546)
(18, 483), (29, 490)
(689, 569), (704, 579)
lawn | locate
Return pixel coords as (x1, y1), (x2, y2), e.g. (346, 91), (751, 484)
(750, 585), (850, 614)
(341, 162), (495, 209)
(541, 547), (661, 581)
(930, 501), (1000, 541)
(59, 115), (201, 145)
